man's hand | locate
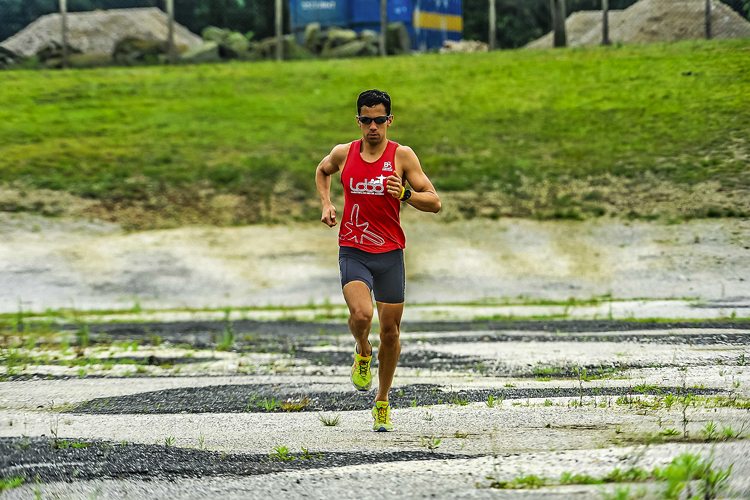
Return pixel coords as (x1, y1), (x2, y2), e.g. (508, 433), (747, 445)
(321, 204), (337, 227)
(386, 174), (403, 199)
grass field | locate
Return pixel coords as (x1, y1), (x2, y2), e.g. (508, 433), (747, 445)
(1, 39), (748, 228)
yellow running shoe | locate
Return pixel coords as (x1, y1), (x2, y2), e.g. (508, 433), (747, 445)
(372, 401), (393, 432)
(350, 348), (372, 391)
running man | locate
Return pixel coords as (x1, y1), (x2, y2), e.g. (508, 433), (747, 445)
(315, 89), (441, 431)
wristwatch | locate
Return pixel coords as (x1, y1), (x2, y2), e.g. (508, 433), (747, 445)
(400, 189), (412, 202)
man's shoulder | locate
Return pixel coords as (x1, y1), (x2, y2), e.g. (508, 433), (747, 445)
(330, 141), (354, 162)
(395, 144), (418, 162)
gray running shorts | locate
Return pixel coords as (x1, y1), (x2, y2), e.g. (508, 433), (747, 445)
(339, 247), (405, 304)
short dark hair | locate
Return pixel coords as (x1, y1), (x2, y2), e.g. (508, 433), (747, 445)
(357, 89), (391, 116)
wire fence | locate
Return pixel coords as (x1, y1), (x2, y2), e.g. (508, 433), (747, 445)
(516, 0), (750, 50)
(1, 0), (749, 69)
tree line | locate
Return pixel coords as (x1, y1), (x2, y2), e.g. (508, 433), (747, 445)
(1, 0), (749, 49)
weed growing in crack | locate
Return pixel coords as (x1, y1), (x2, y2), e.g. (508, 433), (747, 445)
(450, 393), (469, 406)
(661, 428), (680, 437)
(654, 453), (732, 499)
(217, 309), (235, 351)
(484, 453), (730, 498)
(164, 436), (175, 447)
(198, 434), (206, 450)
(721, 425), (741, 440)
(270, 445), (293, 461)
(0, 477), (25, 492)
(703, 421), (718, 441)
(281, 397), (310, 412)
(454, 431), (468, 438)
(419, 435), (441, 451)
(486, 394), (496, 408)
(318, 413), (340, 427)
(486, 474), (545, 489)
(680, 394), (694, 438)
(423, 411), (434, 422)
(261, 398), (279, 411)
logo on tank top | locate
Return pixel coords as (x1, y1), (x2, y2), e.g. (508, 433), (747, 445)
(382, 162), (393, 172)
(340, 204), (385, 246)
(349, 175), (387, 195)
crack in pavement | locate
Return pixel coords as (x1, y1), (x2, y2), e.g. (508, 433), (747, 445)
(69, 383), (726, 414)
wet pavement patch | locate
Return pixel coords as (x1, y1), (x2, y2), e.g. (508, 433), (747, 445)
(0, 437), (459, 484)
(69, 383), (725, 414)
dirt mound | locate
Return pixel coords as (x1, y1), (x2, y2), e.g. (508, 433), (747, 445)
(526, 10), (625, 48)
(0, 7), (202, 57)
(527, 0), (750, 48)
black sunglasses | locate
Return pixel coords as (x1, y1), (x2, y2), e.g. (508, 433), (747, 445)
(357, 115), (391, 125)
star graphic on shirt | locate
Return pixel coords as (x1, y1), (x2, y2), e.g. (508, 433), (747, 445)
(340, 204), (385, 246)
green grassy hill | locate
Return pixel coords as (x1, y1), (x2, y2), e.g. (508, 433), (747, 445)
(1, 39), (748, 228)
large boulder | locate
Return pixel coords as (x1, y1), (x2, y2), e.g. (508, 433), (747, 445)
(113, 37), (168, 65)
(179, 41), (221, 63)
(323, 28), (358, 53)
(256, 35), (312, 60)
(200, 26), (253, 59)
(324, 39), (378, 58)
(201, 26), (226, 43)
(0, 46), (19, 69)
(304, 23), (323, 54)
(386, 22), (410, 55)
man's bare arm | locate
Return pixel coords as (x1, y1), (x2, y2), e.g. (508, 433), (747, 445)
(315, 144), (349, 227)
(386, 146), (441, 213)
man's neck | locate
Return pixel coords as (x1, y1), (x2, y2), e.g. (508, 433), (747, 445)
(360, 138), (388, 158)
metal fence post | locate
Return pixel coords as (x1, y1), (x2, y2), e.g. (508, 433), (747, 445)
(705, 0), (712, 39)
(489, 0), (496, 50)
(276, 0), (283, 60)
(550, 0), (567, 47)
(602, 0), (610, 45)
(166, 0), (176, 63)
(380, 0), (387, 56)
(60, 0), (68, 68)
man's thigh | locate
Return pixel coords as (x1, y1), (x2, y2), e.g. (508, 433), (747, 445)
(371, 250), (405, 304)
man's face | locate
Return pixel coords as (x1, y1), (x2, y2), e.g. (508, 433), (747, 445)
(357, 104), (392, 146)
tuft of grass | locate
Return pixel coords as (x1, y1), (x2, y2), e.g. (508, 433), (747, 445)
(419, 435), (442, 451)
(270, 445), (293, 462)
(486, 453), (730, 498)
(318, 413), (340, 427)
(260, 398), (279, 412)
(281, 396), (311, 412)
(0, 477), (25, 492)
(164, 436), (175, 447)
(487, 474), (546, 490)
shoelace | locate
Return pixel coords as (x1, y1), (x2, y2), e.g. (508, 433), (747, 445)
(358, 359), (369, 377)
(376, 405), (388, 423)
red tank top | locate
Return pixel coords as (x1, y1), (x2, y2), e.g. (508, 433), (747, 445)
(339, 139), (406, 253)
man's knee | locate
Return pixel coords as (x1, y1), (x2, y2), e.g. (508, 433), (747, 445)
(349, 308), (373, 327)
(379, 324), (400, 345)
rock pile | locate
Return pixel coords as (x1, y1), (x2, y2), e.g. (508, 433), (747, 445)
(439, 40), (488, 53)
(526, 0), (750, 48)
(0, 8), (201, 58)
